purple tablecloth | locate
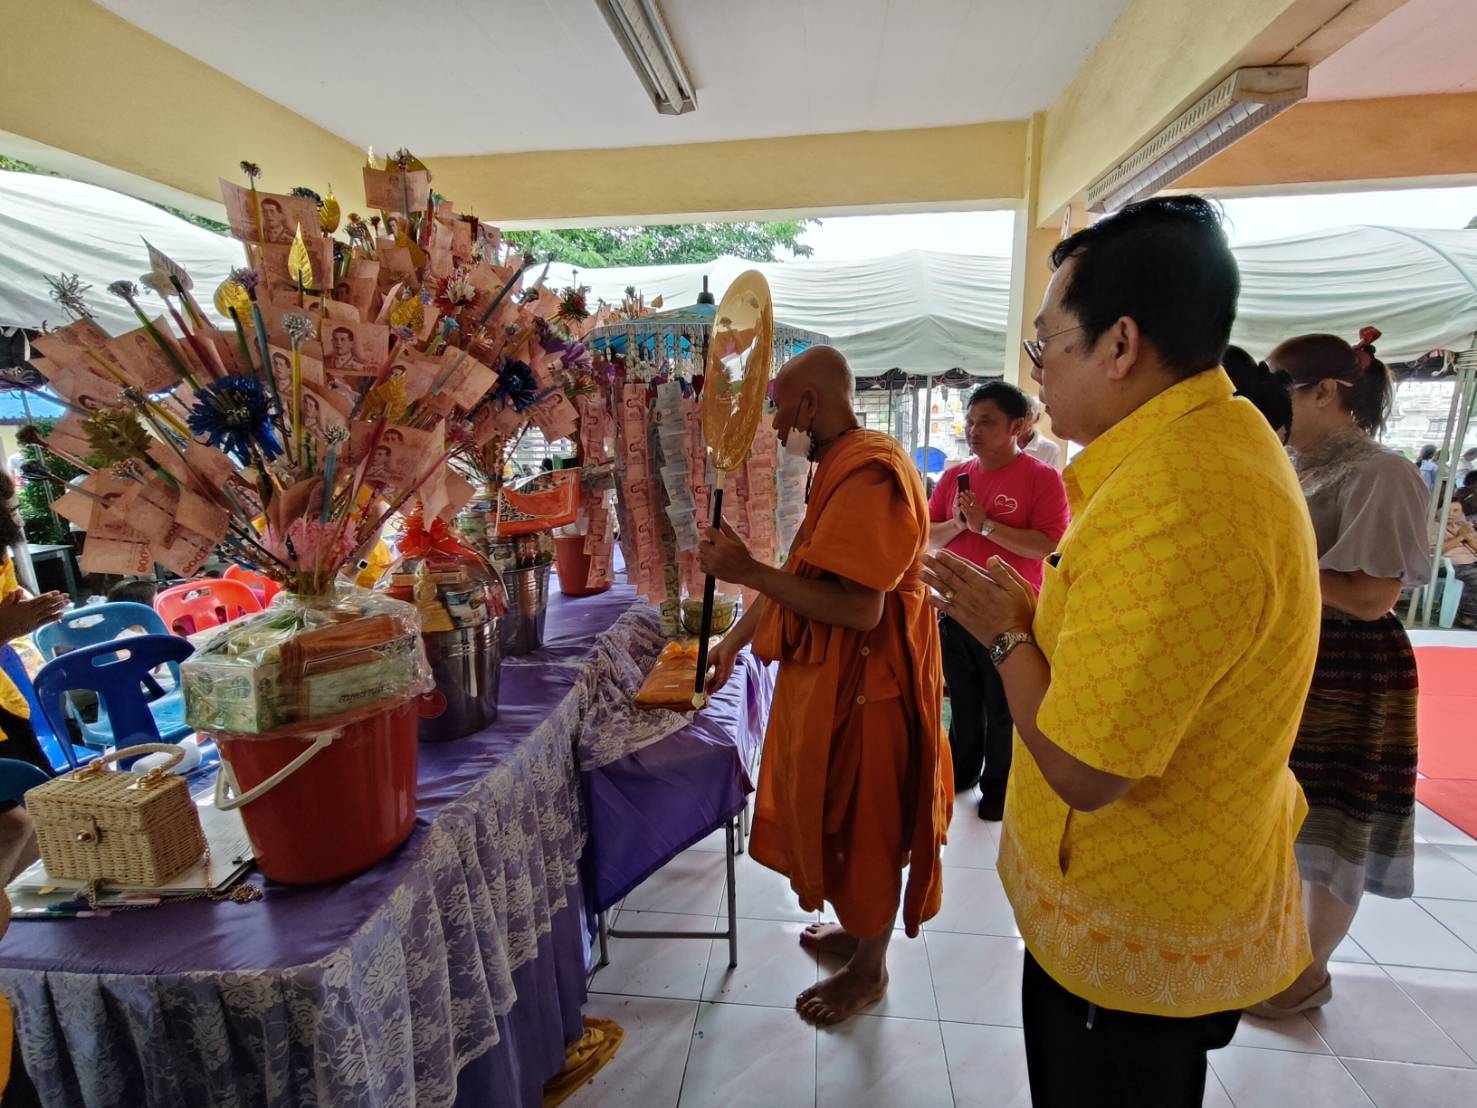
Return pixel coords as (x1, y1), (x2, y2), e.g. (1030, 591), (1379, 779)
(582, 646), (772, 913)
(0, 586), (651, 1108)
(0, 580), (772, 1107)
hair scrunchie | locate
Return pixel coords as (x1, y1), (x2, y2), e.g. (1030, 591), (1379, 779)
(1352, 326), (1382, 370)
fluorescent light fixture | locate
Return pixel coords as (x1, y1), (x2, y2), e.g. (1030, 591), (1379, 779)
(1087, 66), (1308, 214)
(596, 0), (697, 115)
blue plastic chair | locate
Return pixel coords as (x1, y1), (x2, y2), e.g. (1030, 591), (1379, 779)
(1439, 557), (1465, 630)
(33, 602), (191, 748)
(33, 635), (196, 768)
(0, 644), (90, 771)
(0, 758), (50, 807)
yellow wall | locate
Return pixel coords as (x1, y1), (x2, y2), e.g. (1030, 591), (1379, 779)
(0, 0), (364, 210)
(1179, 92), (1477, 192)
(427, 122), (1028, 225)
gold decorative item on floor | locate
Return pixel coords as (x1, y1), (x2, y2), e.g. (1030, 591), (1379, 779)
(27, 744), (206, 886)
(542, 1017), (624, 1106)
(690, 270), (774, 708)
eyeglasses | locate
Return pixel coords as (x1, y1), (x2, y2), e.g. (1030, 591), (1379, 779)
(1022, 325), (1084, 369)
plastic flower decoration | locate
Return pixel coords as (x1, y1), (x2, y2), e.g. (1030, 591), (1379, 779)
(189, 375), (282, 466)
(46, 273), (93, 320)
(557, 285), (590, 323)
(492, 358), (539, 412)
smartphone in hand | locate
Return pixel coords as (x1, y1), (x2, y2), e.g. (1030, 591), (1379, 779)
(956, 473), (970, 494)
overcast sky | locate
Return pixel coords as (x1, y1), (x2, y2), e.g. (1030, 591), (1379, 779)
(794, 186), (1477, 260)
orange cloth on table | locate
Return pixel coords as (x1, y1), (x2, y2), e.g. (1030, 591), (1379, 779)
(750, 429), (952, 938)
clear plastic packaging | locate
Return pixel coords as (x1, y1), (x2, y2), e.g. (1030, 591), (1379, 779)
(181, 587), (434, 735)
(375, 551), (508, 632)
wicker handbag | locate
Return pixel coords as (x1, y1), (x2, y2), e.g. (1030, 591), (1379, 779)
(28, 744), (207, 887)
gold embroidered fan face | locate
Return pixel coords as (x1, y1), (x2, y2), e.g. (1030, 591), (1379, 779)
(702, 270), (774, 472)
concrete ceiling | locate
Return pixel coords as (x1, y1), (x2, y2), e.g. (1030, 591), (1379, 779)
(1311, 0), (1477, 99)
(96, 0), (1130, 155)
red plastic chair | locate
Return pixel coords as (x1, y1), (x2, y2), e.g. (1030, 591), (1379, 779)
(223, 564), (283, 607)
(154, 578), (262, 636)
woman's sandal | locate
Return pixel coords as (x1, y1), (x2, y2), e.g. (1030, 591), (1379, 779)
(1245, 976), (1333, 1020)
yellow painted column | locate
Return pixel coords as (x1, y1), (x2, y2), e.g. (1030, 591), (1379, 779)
(1003, 116), (1072, 452)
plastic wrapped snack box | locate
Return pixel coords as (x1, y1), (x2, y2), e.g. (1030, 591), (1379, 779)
(182, 588), (433, 735)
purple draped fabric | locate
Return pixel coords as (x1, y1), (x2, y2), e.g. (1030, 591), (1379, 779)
(0, 580), (773, 1107)
(582, 648), (773, 913)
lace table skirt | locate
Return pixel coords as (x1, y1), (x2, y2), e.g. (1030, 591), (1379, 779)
(0, 590), (682, 1107)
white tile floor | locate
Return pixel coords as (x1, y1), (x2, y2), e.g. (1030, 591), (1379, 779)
(568, 794), (1477, 1108)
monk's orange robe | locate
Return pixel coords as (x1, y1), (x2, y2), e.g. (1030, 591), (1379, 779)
(750, 429), (951, 937)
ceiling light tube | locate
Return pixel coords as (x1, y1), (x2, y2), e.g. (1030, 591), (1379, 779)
(596, 0), (698, 115)
(1087, 66), (1308, 214)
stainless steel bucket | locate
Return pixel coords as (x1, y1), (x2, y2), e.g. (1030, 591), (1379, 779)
(498, 563), (550, 657)
(420, 620), (501, 741)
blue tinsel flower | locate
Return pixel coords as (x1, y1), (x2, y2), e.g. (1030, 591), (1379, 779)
(188, 375), (282, 466)
(493, 359), (540, 413)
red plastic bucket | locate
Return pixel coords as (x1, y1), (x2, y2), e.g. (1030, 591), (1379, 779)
(211, 699), (421, 884)
(554, 534), (612, 598)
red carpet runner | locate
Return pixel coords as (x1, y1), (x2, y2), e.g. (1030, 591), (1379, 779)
(1415, 646), (1477, 838)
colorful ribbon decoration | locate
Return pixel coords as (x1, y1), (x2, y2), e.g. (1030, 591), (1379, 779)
(397, 509), (485, 562)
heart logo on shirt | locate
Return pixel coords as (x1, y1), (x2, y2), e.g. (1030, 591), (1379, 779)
(993, 494), (1019, 516)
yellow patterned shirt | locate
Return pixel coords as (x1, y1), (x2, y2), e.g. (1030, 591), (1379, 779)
(998, 369), (1321, 1017)
(0, 558), (30, 722)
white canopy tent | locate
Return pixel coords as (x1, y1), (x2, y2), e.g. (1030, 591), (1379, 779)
(7, 168), (1477, 374)
(535, 252), (1013, 377)
(1231, 226), (1477, 363)
(0, 170), (241, 335)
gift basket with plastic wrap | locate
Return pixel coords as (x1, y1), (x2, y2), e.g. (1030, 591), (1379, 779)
(187, 589), (432, 882)
(377, 510), (506, 741)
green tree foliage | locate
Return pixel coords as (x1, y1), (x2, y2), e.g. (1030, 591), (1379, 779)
(16, 422), (82, 546)
(0, 154), (229, 236)
(504, 220), (815, 268)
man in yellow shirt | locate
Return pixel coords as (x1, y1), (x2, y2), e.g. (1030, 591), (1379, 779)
(925, 196), (1321, 1107)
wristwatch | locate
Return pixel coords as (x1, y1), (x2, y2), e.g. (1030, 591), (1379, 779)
(987, 629), (1035, 666)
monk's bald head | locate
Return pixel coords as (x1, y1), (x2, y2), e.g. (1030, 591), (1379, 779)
(772, 345), (859, 457)
(775, 345), (854, 403)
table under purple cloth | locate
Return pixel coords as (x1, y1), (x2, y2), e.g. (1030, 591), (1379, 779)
(581, 643), (772, 913)
(0, 581), (772, 1107)
(0, 584), (666, 1108)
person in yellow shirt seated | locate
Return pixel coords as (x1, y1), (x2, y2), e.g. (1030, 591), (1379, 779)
(924, 196), (1322, 1108)
(0, 463), (65, 1108)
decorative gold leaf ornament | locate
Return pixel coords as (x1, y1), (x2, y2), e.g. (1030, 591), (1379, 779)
(287, 225), (313, 287)
(319, 186), (341, 234)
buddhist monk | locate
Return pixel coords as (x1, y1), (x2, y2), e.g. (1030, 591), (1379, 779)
(699, 345), (952, 1025)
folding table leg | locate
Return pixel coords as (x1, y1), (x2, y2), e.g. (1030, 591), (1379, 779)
(738, 801), (750, 855)
(598, 910), (611, 967)
(725, 818), (739, 968)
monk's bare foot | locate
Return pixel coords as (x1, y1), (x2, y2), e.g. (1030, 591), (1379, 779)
(795, 965), (888, 1026)
(799, 922), (860, 960)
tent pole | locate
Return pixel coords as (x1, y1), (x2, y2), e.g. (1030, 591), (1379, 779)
(9, 391), (38, 594)
(907, 381), (919, 465)
(922, 375), (934, 477)
(1421, 338), (1477, 625)
(1415, 363), (1466, 624)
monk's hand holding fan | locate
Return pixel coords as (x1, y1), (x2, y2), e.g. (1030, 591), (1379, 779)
(691, 272), (775, 708)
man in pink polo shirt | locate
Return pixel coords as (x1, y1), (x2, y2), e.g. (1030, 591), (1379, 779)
(929, 381), (1069, 819)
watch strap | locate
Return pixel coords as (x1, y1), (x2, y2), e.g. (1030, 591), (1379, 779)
(988, 629), (1034, 665)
